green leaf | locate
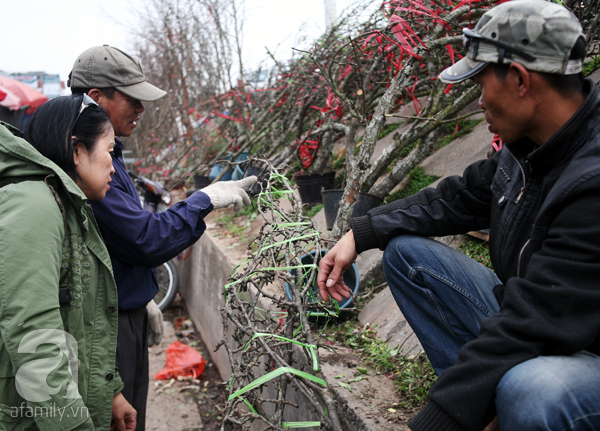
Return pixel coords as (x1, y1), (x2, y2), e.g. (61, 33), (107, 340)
(338, 382), (354, 391)
(228, 367), (327, 402)
(282, 422), (322, 429)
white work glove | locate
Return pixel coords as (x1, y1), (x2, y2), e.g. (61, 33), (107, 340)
(146, 300), (164, 347)
(202, 176), (257, 212)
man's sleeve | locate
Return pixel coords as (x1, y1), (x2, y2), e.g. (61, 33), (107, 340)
(0, 183), (94, 430)
(351, 153), (499, 253)
(90, 179), (213, 268)
(410, 176), (600, 431)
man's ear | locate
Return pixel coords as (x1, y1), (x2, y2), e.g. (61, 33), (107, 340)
(87, 89), (103, 104)
(509, 62), (531, 97)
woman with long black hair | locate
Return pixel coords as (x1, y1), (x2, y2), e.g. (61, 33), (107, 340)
(0, 94), (135, 430)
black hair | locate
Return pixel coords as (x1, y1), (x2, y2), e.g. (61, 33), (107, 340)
(71, 87), (116, 99)
(492, 37), (586, 96)
(24, 94), (112, 179)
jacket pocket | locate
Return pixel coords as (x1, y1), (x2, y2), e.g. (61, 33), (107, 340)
(491, 166), (512, 208)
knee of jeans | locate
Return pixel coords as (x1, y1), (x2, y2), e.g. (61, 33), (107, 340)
(496, 357), (576, 429)
(383, 235), (428, 270)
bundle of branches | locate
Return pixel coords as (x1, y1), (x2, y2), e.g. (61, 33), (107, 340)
(218, 160), (344, 430)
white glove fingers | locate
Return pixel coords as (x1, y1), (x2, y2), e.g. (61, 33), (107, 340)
(236, 175), (258, 189)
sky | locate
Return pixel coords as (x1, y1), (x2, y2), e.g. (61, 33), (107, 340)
(0, 0), (367, 94)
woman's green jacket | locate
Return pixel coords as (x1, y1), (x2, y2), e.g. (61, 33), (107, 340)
(0, 122), (123, 430)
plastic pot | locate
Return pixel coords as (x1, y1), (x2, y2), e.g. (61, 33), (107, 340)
(285, 250), (359, 311)
(322, 190), (383, 230)
(293, 172), (336, 205)
(208, 161), (232, 182)
(231, 152), (251, 181)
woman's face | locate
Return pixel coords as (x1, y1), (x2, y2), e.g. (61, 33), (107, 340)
(74, 124), (116, 200)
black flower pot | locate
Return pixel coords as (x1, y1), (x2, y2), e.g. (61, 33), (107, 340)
(293, 172), (336, 205)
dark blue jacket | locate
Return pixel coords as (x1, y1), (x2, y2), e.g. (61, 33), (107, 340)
(90, 139), (213, 310)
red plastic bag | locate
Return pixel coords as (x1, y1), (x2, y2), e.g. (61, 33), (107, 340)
(155, 341), (206, 380)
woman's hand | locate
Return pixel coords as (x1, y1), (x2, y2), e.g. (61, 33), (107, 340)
(110, 393), (137, 431)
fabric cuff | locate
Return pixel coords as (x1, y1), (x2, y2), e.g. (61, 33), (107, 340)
(408, 401), (466, 431)
(350, 215), (380, 254)
(186, 190), (213, 211)
(113, 368), (125, 397)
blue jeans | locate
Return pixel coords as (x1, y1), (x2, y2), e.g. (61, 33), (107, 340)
(383, 235), (600, 431)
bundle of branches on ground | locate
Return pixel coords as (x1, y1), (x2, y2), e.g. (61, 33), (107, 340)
(217, 160), (345, 430)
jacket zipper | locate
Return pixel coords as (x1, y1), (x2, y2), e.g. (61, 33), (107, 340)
(515, 187), (525, 203)
(496, 151), (528, 280)
(517, 238), (531, 278)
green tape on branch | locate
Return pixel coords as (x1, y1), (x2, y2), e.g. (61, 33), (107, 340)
(273, 222), (313, 227)
(241, 397), (258, 414)
(282, 422), (322, 429)
(243, 333), (319, 371)
(258, 234), (319, 253)
(228, 367), (327, 402)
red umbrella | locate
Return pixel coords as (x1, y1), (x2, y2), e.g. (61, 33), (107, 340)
(0, 76), (48, 114)
(0, 84), (22, 110)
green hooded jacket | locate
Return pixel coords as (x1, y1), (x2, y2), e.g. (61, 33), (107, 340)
(0, 122), (123, 430)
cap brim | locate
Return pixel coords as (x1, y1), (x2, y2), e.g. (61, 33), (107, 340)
(439, 57), (488, 83)
(117, 81), (166, 102)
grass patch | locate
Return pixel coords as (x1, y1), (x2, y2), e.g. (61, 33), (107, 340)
(379, 122), (402, 139)
(384, 167), (439, 204)
(584, 57), (600, 76)
(302, 204), (323, 218)
(214, 197), (259, 245)
(332, 152), (346, 171)
(435, 117), (484, 150)
(327, 322), (437, 407)
(458, 236), (493, 270)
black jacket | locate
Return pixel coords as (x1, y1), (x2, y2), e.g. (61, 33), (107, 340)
(351, 79), (600, 431)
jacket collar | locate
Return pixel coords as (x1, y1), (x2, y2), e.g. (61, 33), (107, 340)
(114, 137), (124, 159)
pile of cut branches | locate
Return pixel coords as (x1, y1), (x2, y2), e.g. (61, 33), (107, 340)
(218, 159), (343, 430)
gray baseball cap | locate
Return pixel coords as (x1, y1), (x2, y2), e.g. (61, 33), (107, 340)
(68, 45), (167, 102)
(440, 0), (585, 83)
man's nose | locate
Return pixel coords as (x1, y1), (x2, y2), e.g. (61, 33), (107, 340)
(478, 95), (485, 110)
(135, 100), (145, 113)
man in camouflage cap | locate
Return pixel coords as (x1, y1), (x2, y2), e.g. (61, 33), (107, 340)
(318, 1), (600, 430)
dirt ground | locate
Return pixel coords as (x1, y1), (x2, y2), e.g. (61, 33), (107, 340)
(147, 304), (229, 431)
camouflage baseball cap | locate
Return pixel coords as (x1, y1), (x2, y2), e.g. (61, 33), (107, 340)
(68, 45), (166, 102)
(440, 0), (585, 83)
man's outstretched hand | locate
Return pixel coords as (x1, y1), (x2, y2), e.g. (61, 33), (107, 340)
(317, 230), (358, 302)
(201, 176), (257, 212)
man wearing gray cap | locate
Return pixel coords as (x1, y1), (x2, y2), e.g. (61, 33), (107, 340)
(317, 1), (600, 430)
(68, 45), (256, 430)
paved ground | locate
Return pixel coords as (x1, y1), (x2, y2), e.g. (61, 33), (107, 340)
(146, 306), (228, 431)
